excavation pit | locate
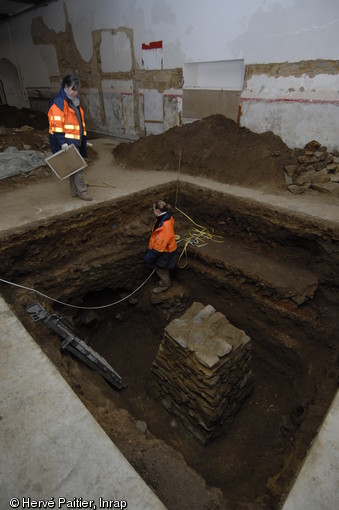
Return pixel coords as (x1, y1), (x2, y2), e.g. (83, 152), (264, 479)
(1, 183), (338, 510)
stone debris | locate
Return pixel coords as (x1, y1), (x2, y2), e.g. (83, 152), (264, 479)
(152, 302), (254, 444)
(150, 281), (191, 321)
(285, 140), (339, 196)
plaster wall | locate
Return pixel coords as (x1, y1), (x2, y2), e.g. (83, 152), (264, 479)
(242, 101), (339, 152)
(0, 0), (338, 148)
(241, 66), (339, 151)
(61, 0), (338, 66)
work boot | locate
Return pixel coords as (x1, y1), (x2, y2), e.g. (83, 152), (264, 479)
(79, 193), (93, 201)
(152, 285), (169, 294)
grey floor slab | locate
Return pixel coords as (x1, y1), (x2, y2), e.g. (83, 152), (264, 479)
(0, 297), (166, 510)
(281, 391), (339, 510)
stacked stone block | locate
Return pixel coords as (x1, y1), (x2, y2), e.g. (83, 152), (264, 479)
(284, 140), (339, 196)
(152, 302), (254, 444)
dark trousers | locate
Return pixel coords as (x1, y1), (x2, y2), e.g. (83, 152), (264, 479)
(156, 267), (171, 288)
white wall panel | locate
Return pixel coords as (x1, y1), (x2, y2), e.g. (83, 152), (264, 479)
(184, 60), (244, 90)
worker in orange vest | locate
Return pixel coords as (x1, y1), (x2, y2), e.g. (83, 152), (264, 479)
(48, 74), (92, 201)
(145, 200), (178, 293)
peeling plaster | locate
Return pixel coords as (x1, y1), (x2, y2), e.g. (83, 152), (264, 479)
(100, 30), (132, 72)
(240, 61), (339, 151)
(244, 60), (339, 81)
(31, 4), (182, 136)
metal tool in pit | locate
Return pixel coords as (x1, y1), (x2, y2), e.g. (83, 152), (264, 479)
(26, 301), (127, 390)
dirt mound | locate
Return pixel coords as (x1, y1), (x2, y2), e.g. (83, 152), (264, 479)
(0, 125), (50, 152)
(0, 105), (50, 153)
(113, 114), (298, 191)
(0, 104), (48, 130)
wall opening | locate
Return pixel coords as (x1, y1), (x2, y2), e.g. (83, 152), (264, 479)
(183, 59), (244, 121)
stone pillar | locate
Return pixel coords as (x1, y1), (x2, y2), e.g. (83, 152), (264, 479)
(152, 302), (254, 443)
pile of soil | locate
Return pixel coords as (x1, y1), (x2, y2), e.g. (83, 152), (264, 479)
(0, 104), (48, 130)
(0, 104), (49, 152)
(0, 125), (50, 152)
(0, 105), (50, 189)
(113, 114), (298, 191)
(0, 106), (334, 196)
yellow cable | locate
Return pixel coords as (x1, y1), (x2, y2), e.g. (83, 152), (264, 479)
(175, 207), (224, 268)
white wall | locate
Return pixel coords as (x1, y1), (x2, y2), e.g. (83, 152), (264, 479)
(3, 0), (335, 79)
(0, 0), (338, 148)
(62, 0), (338, 67)
(241, 72), (339, 150)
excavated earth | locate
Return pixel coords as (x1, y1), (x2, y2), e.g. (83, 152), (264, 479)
(113, 113), (295, 191)
(1, 105), (339, 510)
(113, 113), (339, 197)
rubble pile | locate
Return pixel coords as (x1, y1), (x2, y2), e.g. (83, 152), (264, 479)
(152, 302), (254, 443)
(285, 140), (339, 196)
(0, 125), (50, 152)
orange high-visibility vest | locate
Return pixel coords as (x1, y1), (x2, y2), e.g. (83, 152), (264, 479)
(148, 216), (177, 253)
(48, 100), (86, 141)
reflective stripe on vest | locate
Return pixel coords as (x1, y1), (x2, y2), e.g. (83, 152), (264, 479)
(48, 100), (87, 138)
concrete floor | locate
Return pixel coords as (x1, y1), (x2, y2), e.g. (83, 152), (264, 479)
(0, 295), (166, 510)
(1, 138), (338, 509)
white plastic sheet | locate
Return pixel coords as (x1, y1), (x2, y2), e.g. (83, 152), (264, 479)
(0, 146), (46, 180)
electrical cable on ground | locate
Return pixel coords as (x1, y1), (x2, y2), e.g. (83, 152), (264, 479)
(173, 148), (224, 267)
(0, 269), (156, 311)
(175, 207), (224, 268)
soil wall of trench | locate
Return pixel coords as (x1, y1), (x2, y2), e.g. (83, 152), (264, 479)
(1, 183), (339, 510)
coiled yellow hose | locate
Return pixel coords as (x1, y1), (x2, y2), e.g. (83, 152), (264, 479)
(175, 207), (224, 268)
